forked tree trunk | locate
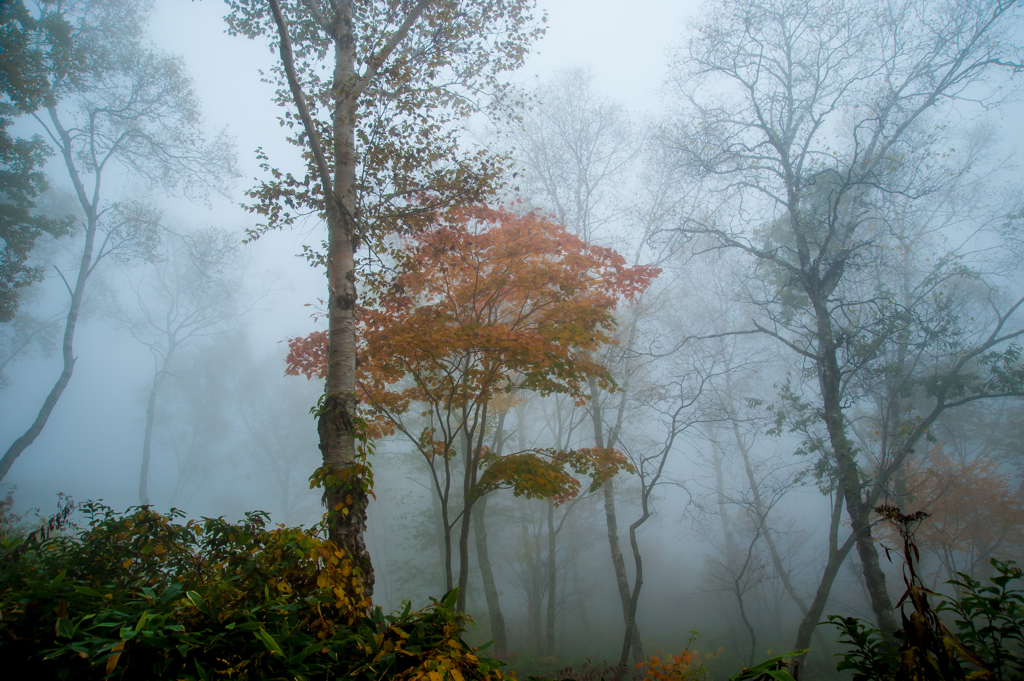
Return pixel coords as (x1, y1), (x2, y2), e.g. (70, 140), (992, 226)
(474, 495), (508, 652)
(590, 376), (644, 667)
(794, 485), (857, 655)
(0, 109), (99, 482)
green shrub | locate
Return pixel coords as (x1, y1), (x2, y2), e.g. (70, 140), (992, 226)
(829, 558), (1024, 681)
(0, 500), (505, 681)
(828, 505), (1024, 681)
(736, 505), (1024, 681)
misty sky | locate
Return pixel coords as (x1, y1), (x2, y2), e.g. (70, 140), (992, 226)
(3, 0), (1024, 669)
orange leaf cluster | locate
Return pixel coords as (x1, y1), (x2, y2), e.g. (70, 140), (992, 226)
(357, 205), (659, 407)
(287, 205), (659, 407)
(285, 204), (658, 502)
(285, 330), (328, 379)
(636, 650), (703, 681)
(477, 447), (632, 505)
(878, 446), (1024, 575)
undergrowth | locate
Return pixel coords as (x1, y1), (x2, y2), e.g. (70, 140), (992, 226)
(0, 498), (506, 681)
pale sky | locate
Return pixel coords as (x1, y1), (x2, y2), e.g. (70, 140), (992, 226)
(145, 0), (704, 344)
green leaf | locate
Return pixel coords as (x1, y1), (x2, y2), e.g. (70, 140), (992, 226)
(256, 626), (284, 656)
(764, 671), (797, 681)
(73, 584), (104, 598)
(729, 651), (806, 681)
(55, 618), (75, 639)
(49, 569), (67, 590)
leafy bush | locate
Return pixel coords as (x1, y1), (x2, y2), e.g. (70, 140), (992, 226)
(830, 558), (1024, 681)
(829, 505), (1024, 681)
(0, 500), (506, 681)
(734, 505), (1024, 681)
(635, 631), (716, 681)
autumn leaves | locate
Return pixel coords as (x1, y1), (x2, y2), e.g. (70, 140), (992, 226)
(287, 204), (656, 515)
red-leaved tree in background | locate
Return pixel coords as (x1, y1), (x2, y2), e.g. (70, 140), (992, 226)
(286, 205), (657, 614)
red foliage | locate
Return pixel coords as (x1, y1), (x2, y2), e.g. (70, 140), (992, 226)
(285, 204), (657, 503)
(285, 330), (328, 379)
(286, 205), (659, 391)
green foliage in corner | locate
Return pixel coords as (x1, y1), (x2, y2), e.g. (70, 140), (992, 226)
(0, 500), (506, 681)
(828, 504), (1024, 681)
(830, 559), (1024, 681)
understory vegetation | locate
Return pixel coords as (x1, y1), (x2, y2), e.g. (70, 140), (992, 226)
(0, 498), (504, 681)
(2, 497), (1021, 680)
(3, 0), (1024, 678)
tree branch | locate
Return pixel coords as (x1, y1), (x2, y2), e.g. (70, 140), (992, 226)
(268, 0), (333, 198)
(352, 0), (434, 98)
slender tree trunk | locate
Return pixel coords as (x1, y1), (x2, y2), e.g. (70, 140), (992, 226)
(474, 410), (508, 650)
(708, 432), (744, 650)
(619, 515), (647, 668)
(474, 495), (507, 652)
(138, 336), (177, 506)
(431, 476), (451, 593)
(457, 494), (475, 611)
(0, 129), (98, 481)
(731, 417), (809, 613)
(737, 584), (756, 667)
(730, 413), (832, 654)
(138, 364), (167, 506)
(520, 509), (544, 651)
(603, 472), (640, 647)
(545, 500), (557, 657)
(457, 402), (486, 612)
(709, 432), (738, 566)
(441, 489), (454, 593)
(733, 525), (764, 668)
(793, 486), (856, 658)
(589, 375), (643, 668)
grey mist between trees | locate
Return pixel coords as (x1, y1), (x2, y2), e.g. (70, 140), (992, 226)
(1, 0), (1023, 677)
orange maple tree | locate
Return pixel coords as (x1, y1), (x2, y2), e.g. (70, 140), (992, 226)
(879, 446), (1024, 581)
(286, 204), (656, 606)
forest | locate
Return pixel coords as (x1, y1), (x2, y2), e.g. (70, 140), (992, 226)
(1, 0), (1023, 679)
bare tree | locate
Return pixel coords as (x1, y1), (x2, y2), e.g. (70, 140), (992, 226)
(0, 0), (237, 481)
(514, 67), (651, 665)
(117, 228), (249, 505)
(515, 66), (640, 243)
(661, 0), (1024, 633)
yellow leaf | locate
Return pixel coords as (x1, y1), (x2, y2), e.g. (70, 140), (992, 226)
(106, 641), (125, 674)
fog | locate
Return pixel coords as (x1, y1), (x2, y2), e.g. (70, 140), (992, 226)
(2, 0), (1023, 678)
